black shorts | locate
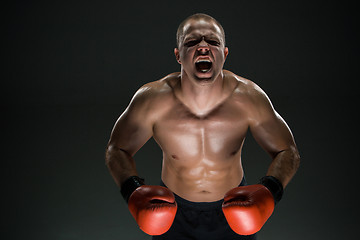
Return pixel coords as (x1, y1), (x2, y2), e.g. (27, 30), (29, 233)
(152, 177), (257, 240)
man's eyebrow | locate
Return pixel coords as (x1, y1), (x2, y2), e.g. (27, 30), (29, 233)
(184, 34), (220, 41)
(184, 34), (201, 40)
(205, 35), (221, 40)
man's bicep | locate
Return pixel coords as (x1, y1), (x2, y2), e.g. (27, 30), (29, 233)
(247, 89), (296, 158)
(250, 110), (295, 158)
(109, 114), (152, 155)
(108, 95), (154, 156)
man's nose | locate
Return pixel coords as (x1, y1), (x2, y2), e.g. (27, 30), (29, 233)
(197, 40), (210, 54)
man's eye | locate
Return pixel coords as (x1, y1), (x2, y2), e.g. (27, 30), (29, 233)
(208, 40), (220, 46)
(184, 40), (199, 47)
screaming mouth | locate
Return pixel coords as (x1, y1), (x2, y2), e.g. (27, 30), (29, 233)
(195, 59), (212, 73)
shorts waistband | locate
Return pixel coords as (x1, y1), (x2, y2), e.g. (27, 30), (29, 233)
(160, 177), (247, 211)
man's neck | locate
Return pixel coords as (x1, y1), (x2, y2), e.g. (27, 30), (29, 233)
(177, 70), (226, 117)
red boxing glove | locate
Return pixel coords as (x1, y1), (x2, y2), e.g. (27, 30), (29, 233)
(222, 184), (275, 235)
(127, 184), (177, 236)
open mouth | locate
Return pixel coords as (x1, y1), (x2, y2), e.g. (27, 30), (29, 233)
(195, 59), (212, 73)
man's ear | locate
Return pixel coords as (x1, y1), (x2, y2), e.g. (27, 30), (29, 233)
(224, 47), (229, 59)
(174, 48), (181, 64)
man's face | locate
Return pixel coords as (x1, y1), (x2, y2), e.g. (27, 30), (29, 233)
(175, 18), (228, 82)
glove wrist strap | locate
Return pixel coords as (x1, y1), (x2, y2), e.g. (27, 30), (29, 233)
(120, 176), (145, 203)
(259, 176), (284, 204)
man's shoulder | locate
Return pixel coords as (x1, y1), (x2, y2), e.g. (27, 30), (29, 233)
(131, 73), (179, 105)
(141, 72), (179, 93)
(224, 71), (274, 119)
(224, 70), (265, 100)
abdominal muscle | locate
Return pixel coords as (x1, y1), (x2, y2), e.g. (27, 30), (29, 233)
(161, 152), (244, 202)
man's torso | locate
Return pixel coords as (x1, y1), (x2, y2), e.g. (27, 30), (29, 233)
(142, 70), (258, 202)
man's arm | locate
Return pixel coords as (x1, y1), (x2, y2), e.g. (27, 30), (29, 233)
(221, 83), (300, 235)
(105, 84), (178, 236)
(105, 86), (154, 187)
(248, 85), (300, 188)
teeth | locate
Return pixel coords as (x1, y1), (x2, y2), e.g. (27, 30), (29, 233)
(196, 59), (211, 63)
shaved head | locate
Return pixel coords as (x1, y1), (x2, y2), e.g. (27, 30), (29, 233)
(176, 13), (226, 48)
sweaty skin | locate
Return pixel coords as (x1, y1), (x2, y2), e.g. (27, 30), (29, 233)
(106, 17), (300, 203)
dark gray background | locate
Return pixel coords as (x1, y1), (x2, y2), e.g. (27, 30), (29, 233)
(3, 0), (359, 239)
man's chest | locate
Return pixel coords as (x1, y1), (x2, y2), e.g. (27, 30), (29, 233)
(152, 101), (249, 157)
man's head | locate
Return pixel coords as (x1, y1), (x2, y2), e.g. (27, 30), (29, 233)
(176, 13), (226, 49)
(175, 13), (228, 82)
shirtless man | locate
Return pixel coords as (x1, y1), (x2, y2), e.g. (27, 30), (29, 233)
(105, 13), (300, 240)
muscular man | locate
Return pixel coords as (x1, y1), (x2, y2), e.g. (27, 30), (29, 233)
(105, 13), (300, 240)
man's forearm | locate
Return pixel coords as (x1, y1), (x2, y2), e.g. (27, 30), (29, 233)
(105, 145), (138, 188)
(266, 146), (300, 188)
